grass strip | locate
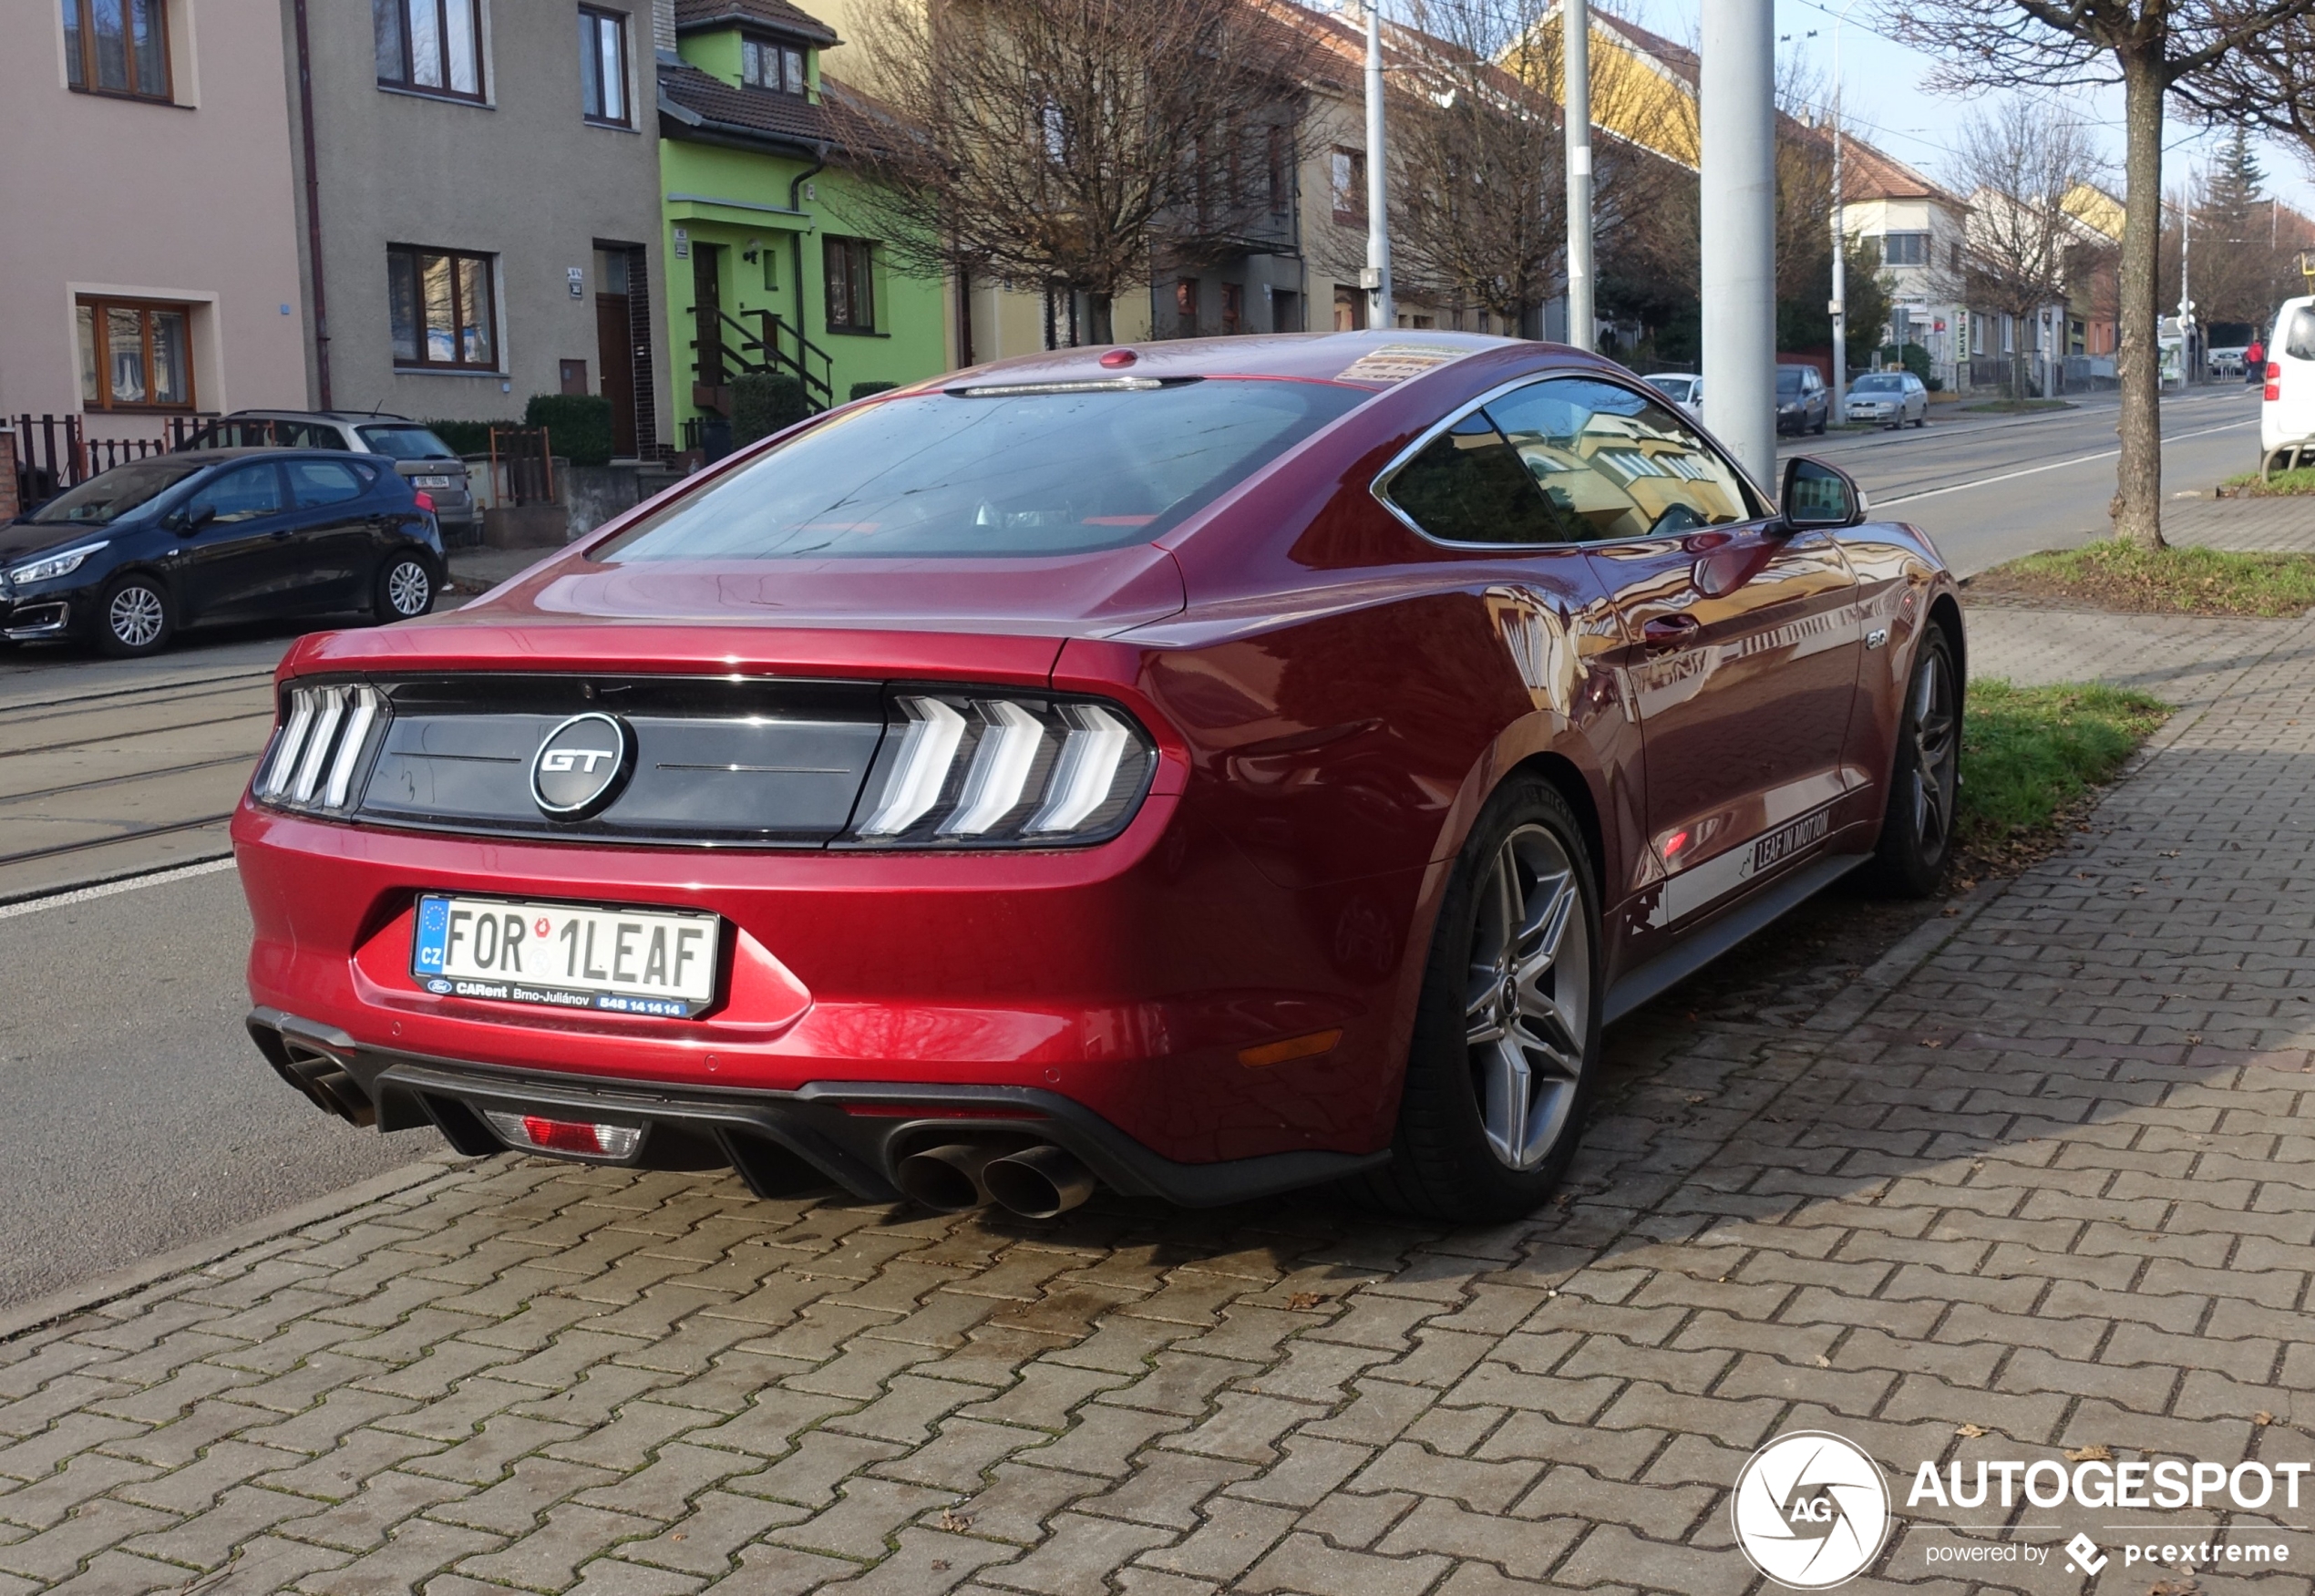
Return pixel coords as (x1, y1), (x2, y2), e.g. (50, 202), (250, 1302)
(2218, 466), (2315, 498)
(1959, 679), (2170, 852)
(1971, 540), (2315, 617)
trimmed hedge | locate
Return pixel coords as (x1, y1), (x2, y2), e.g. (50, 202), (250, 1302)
(849, 381), (900, 401)
(523, 393), (614, 468)
(419, 418), (513, 458)
(733, 372), (810, 447)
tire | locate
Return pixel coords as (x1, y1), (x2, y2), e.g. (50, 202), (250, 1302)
(1868, 624), (1960, 897)
(1358, 777), (1603, 1221)
(1813, 411), (1828, 435)
(1913, 412), (1927, 428)
(375, 552), (436, 621)
(96, 575), (174, 658)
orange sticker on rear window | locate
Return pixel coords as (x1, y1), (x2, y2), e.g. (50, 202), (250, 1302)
(1336, 344), (1466, 384)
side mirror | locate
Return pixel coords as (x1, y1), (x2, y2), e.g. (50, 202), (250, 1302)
(176, 502), (216, 536)
(1780, 457), (1864, 531)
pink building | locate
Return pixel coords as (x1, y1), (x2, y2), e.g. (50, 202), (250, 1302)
(1, 0), (309, 487)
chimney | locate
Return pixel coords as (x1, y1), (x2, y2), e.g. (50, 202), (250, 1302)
(653, 0), (677, 60)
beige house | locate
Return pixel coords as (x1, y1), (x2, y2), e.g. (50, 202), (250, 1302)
(3, 0), (309, 481)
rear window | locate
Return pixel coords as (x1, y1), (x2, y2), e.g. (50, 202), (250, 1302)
(1852, 375), (1901, 393)
(596, 378), (1368, 561)
(28, 458), (207, 525)
(356, 424), (459, 460)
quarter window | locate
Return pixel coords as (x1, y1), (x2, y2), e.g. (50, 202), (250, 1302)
(375, 0), (483, 99)
(388, 245), (499, 370)
(287, 459), (369, 508)
(824, 237), (874, 333)
(1384, 414), (1571, 546)
(578, 5), (628, 125)
(741, 37), (806, 95)
(62, 0), (171, 101)
(76, 298), (194, 411)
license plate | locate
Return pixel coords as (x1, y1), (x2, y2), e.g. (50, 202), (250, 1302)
(414, 475), (454, 489)
(411, 894), (719, 1018)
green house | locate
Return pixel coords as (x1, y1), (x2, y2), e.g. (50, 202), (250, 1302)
(654, 0), (947, 449)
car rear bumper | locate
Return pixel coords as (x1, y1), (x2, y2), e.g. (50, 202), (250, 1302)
(233, 800), (1415, 1188)
(248, 1006), (1386, 1206)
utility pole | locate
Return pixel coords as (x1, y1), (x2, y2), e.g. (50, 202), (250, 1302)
(1826, 4), (1857, 424)
(1563, 0), (1594, 351)
(2179, 170), (2195, 386)
(1701, 0), (1776, 489)
(1364, 4), (1394, 328)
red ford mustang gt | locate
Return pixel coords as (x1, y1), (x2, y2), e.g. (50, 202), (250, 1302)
(237, 332), (1961, 1223)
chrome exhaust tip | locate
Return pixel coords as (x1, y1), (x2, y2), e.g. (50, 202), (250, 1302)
(983, 1145), (1096, 1219)
(895, 1143), (1002, 1213)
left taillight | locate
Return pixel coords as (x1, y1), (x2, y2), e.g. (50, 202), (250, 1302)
(252, 683), (389, 815)
(841, 691), (1158, 849)
(413, 490), (437, 513)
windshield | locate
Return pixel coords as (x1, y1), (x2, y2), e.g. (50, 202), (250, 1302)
(1776, 370), (1806, 396)
(27, 459), (207, 526)
(356, 424), (458, 460)
(1852, 375), (1902, 393)
(597, 378), (1369, 561)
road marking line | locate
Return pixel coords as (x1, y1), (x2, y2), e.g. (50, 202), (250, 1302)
(0, 855), (236, 922)
(1875, 419), (2258, 507)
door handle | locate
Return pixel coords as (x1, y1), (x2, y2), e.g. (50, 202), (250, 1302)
(1641, 614), (1702, 652)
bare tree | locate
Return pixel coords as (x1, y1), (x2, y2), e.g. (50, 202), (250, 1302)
(1950, 98), (2104, 402)
(1883, 0), (2315, 548)
(835, 0), (1312, 344)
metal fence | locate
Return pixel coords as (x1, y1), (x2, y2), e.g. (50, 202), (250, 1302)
(487, 427), (555, 507)
(10, 413), (215, 507)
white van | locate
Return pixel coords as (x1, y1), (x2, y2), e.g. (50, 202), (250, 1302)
(2263, 296), (2315, 478)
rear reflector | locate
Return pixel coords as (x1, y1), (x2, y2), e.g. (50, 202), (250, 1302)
(482, 1109), (642, 1158)
(1238, 1028), (1343, 1068)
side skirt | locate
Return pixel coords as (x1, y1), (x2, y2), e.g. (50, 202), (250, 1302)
(1602, 851), (1872, 1025)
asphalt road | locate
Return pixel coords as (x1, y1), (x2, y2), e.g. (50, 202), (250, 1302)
(0, 387), (2268, 1309)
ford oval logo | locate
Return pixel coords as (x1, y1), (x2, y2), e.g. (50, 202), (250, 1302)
(530, 712), (634, 819)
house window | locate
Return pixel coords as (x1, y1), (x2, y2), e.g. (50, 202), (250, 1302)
(1330, 148), (1366, 226)
(824, 236), (874, 332)
(1883, 232), (1929, 267)
(62, 0), (171, 101)
(77, 299), (193, 410)
(1220, 283), (1242, 335)
(1175, 278), (1199, 337)
(375, 0), (483, 100)
(1950, 242), (1962, 274)
(1267, 126), (1289, 215)
(741, 37), (805, 95)
(578, 5), (628, 125)
(387, 245), (499, 369)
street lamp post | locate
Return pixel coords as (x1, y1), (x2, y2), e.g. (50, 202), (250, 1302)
(1701, 0), (1777, 488)
(1364, 4), (1394, 328)
(1564, 0), (1594, 351)
(1826, 2), (1858, 425)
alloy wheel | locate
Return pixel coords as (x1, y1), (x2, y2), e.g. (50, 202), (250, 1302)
(1464, 823), (1590, 1169)
(386, 560), (431, 618)
(1910, 644), (1959, 850)
(108, 585), (165, 649)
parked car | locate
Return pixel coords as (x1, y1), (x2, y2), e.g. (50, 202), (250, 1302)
(237, 332), (1962, 1223)
(1844, 371), (1929, 428)
(1, 448), (444, 657)
(1643, 372), (1702, 417)
(2263, 297), (2315, 477)
(1776, 364), (1830, 434)
(180, 411), (478, 539)
(2208, 346), (2249, 379)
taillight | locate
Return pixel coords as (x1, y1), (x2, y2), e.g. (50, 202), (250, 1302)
(253, 684), (389, 814)
(414, 490), (437, 512)
(2267, 363), (2283, 402)
(843, 691), (1158, 848)
(482, 1112), (641, 1158)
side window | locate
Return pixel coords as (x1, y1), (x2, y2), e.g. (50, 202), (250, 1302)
(2288, 308), (2315, 362)
(1485, 377), (1765, 541)
(287, 459), (367, 509)
(184, 464), (286, 525)
(1383, 413), (1574, 546)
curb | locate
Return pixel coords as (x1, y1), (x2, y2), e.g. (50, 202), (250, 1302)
(0, 1155), (473, 1345)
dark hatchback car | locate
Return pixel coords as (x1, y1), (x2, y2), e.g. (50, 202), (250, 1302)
(1, 448), (444, 657)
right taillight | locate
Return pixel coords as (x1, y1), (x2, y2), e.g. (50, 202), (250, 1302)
(2267, 363), (2282, 402)
(842, 691), (1158, 849)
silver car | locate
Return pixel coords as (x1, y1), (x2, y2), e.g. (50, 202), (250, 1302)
(180, 411), (478, 536)
(1845, 371), (1928, 428)
(1642, 372), (1702, 418)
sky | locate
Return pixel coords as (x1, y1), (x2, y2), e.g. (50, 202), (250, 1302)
(1609, 0), (2315, 220)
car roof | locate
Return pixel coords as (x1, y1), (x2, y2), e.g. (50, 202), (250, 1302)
(913, 329), (1528, 394)
(171, 447), (378, 464)
(216, 409), (418, 425)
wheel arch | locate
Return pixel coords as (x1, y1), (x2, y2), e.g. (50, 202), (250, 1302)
(1504, 750), (1609, 906)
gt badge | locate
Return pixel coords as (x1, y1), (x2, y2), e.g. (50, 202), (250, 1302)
(530, 712), (636, 819)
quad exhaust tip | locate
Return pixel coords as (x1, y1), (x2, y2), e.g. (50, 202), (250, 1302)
(897, 1141), (1097, 1219)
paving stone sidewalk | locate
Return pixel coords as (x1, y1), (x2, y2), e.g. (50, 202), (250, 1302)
(6, 602), (2315, 1596)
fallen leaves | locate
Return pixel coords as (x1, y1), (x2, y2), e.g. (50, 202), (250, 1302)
(1955, 1423), (1990, 1438)
(2064, 1444), (2114, 1462)
(1285, 1291), (1330, 1311)
(2255, 1411), (2276, 1426)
